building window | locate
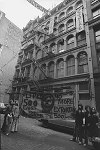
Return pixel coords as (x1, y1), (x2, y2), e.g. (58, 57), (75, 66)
(75, 0), (83, 9)
(66, 56), (75, 76)
(43, 46), (48, 57)
(21, 68), (25, 78)
(38, 36), (44, 44)
(34, 67), (41, 80)
(57, 39), (64, 53)
(93, 7), (100, 19)
(36, 49), (42, 59)
(67, 6), (73, 15)
(67, 34), (75, 49)
(79, 82), (89, 90)
(40, 64), (46, 79)
(78, 52), (88, 74)
(25, 66), (31, 78)
(76, 31), (86, 46)
(59, 12), (65, 20)
(67, 19), (74, 30)
(48, 62), (54, 78)
(50, 43), (56, 53)
(57, 59), (64, 78)
(79, 93), (90, 100)
(58, 24), (65, 33)
(53, 28), (57, 35)
(95, 30), (100, 43)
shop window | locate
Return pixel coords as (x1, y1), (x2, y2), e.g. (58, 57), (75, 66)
(57, 39), (64, 53)
(78, 52), (88, 74)
(79, 93), (90, 100)
(76, 31), (86, 46)
(66, 56), (75, 76)
(57, 59), (64, 78)
(48, 62), (54, 78)
(93, 7), (100, 19)
(79, 82), (88, 90)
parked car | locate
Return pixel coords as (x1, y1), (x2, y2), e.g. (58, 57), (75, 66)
(0, 102), (6, 114)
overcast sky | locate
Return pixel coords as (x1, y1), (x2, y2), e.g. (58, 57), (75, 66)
(0, 0), (63, 29)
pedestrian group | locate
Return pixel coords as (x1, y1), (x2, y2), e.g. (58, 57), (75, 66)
(1, 101), (20, 136)
(70, 104), (99, 147)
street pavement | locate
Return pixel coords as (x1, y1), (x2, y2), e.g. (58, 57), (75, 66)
(1, 115), (94, 150)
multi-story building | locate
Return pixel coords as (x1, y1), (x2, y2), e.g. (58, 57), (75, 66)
(12, 0), (100, 113)
(0, 11), (23, 103)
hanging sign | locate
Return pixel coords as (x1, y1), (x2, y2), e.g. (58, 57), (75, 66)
(49, 16), (54, 34)
(76, 7), (84, 33)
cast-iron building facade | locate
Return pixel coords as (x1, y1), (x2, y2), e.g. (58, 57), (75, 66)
(12, 0), (100, 112)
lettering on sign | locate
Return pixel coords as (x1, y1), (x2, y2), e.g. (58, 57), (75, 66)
(76, 7), (84, 33)
(52, 94), (74, 119)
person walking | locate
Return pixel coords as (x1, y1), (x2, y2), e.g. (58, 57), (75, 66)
(1, 105), (13, 135)
(11, 102), (20, 132)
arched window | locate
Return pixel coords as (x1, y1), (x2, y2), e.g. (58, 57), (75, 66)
(48, 62), (54, 78)
(50, 43), (56, 53)
(67, 19), (74, 30)
(43, 46), (48, 57)
(36, 50), (42, 59)
(40, 64), (46, 79)
(46, 21), (50, 27)
(53, 28), (57, 35)
(66, 56), (75, 76)
(58, 24), (65, 33)
(57, 59), (64, 78)
(76, 31), (86, 46)
(38, 36), (44, 44)
(67, 6), (73, 15)
(34, 67), (41, 80)
(78, 52), (88, 74)
(59, 12), (65, 20)
(57, 39), (64, 53)
(75, 0), (83, 9)
(54, 16), (58, 24)
(67, 34), (75, 49)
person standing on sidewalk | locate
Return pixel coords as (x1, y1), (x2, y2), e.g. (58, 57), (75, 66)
(83, 105), (91, 146)
(11, 102), (20, 133)
(70, 104), (84, 143)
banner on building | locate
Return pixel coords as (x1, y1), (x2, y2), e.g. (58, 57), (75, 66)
(76, 7), (84, 33)
(49, 16), (54, 34)
(27, 0), (50, 15)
